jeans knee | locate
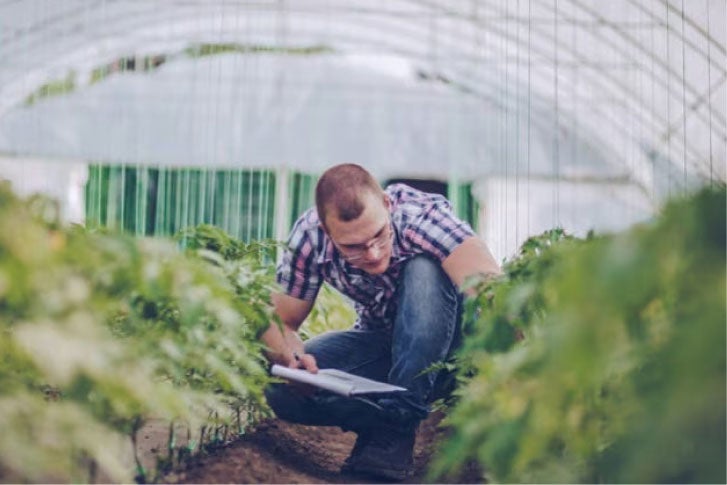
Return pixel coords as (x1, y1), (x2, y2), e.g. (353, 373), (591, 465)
(401, 255), (457, 301)
(402, 255), (439, 280)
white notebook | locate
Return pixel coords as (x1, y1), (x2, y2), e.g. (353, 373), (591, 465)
(271, 365), (407, 397)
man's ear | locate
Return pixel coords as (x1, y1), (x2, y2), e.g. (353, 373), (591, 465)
(382, 192), (391, 210)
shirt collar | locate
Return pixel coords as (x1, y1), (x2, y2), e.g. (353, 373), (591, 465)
(318, 228), (336, 264)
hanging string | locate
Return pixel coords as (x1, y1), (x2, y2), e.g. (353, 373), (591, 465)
(208, 3), (227, 237)
(637, 3), (645, 206)
(665, 1), (673, 197)
(706, 0), (714, 186)
(504, 0), (510, 253)
(155, 168), (164, 235)
(571, 3), (579, 228)
(245, 167), (253, 242)
(680, 0), (687, 190)
(515, 0), (520, 249)
(229, 4), (241, 241)
(500, 0), (507, 255)
(553, 0), (560, 227)
(135, 165), (144, 236)
(649, 3), (658, 194)
(527, 0), (532, 237)
(270, 0), (290, 243)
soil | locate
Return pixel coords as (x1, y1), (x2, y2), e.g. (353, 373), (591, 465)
(166, 412), (483, 484)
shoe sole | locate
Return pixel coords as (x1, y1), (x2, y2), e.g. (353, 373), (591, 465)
(343, 462), (410, 481)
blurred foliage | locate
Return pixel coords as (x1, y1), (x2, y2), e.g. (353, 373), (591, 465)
(179, 224), (356, 339)
(184, 42), (334, 57)
(299, 283), (357, 339)
(432, 187), (726, 484)
(0, 184), (276, 482)
(23, 71), (76, 106)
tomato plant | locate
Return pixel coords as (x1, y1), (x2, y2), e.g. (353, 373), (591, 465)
(433, 188), (726, 484)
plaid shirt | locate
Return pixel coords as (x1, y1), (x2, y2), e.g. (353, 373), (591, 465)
(277, 184), (475, 330)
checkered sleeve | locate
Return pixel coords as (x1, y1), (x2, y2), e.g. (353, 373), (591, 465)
(401, 193), (475, 262)
(276, 217), (322, 302)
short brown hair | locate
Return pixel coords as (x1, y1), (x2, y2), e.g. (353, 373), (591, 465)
(315, 163), (382, 226)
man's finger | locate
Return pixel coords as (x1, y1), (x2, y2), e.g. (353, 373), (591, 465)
(300, 353), (319, 373)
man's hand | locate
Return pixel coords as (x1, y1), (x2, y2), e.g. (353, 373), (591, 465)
(261, 292), (317, 367)
(290, 351), (319, 373)
(284, 351), (319, 395)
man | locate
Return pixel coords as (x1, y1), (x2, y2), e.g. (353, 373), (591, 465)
(261, 163), (500, 480)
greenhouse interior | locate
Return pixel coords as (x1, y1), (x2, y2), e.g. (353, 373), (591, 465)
(0, 1), (724, 483)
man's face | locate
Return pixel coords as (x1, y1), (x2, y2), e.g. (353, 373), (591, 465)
(324, 191), (393, 275)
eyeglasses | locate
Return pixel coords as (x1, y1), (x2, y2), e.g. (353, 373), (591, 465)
(336, 221), (393, 262)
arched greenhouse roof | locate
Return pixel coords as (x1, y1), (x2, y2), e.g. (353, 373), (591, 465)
(0, 0), (724, 201)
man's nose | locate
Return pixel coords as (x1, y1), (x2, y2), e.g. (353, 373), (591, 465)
(363, 244), (382, 261)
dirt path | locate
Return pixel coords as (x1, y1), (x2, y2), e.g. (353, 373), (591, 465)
(168, 412), (482, 484)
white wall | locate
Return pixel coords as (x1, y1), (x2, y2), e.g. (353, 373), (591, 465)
(473, 176), (656, 263)
(0, 157), (88, 224)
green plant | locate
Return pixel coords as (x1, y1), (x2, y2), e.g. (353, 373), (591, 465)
(179, 224), (356, 339)
(432, 188), (726, 484)
(0, 186), (276, 482)
(299, 284), (357, 339)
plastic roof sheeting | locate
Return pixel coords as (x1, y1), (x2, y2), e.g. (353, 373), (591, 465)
(0, 0), (724, 199)
(0, 53), (620, 181)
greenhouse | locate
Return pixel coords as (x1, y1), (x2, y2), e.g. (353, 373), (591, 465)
(0, 1), (724, 483)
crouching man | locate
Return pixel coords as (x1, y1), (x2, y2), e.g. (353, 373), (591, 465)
(260, 163), (500, 481)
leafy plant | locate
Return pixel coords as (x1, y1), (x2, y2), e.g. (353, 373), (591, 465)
(432, 188), (726, 484)
(179, 224), (356, 339)
(299, 284), (357, 339)
(0, 186), (277, 482)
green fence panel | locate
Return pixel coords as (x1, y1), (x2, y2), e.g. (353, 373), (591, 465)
(85, 165), (277, 242)
(289, 172), (317, 228)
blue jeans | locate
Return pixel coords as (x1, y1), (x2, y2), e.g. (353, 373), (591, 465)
(265, 255), (463, 433)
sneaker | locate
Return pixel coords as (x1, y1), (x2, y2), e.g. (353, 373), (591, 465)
(343, 426), (416, 481)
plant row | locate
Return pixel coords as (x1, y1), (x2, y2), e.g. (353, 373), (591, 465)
(433, 187), (726, 483)
(0, 185), (279, 482)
